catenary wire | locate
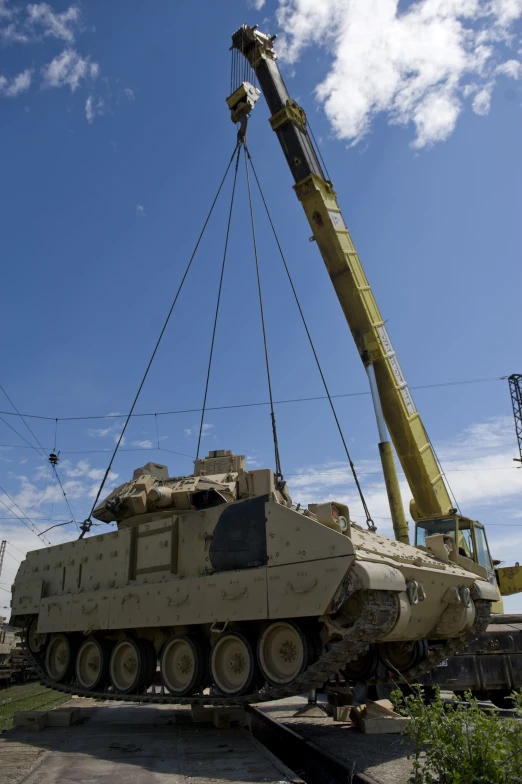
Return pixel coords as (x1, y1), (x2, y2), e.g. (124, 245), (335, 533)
(7, 541), (27, 557)
(196, 146), (242, 460)
(0, 376), (505, 422)
(0, 385), (48, 459)
(0, 495), (50, 545)
(81, 142), (241, 537)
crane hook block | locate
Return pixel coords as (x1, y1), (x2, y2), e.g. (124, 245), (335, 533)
(226, 81), (260, 136)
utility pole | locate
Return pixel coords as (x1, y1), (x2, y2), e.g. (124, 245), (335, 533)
(508, 374), (522, 465)
(0, 540), (6, 581)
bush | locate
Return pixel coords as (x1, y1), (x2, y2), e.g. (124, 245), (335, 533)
(390, 686), (522, 784)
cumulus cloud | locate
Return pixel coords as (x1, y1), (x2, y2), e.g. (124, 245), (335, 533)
(26, 2), (80, 42)
(132, 440), (153, 449)
(287, 416), (521, 537)
(41, 48), (99, 92)
(0, 69), (32, 97)
(136, 204), (145, 217)
(0, 2), (81, 45)
(275, 0), (522, 148)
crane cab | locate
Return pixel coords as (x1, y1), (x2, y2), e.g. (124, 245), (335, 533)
(415, 515), (522, 610)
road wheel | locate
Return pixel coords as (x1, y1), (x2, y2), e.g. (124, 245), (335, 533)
(210, 632), (257, 698)
(75, 638), (111, 691)
(257, 621), (308, 686)
(45, 633), (76, 682)
(379, 639), (428, 673)
(109, 638), (151, 694)
(342, 644), (380, 682)
(27, 617), (48, 655)
(161, 635), (207, 697)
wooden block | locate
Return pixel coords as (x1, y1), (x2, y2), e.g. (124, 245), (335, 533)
(332, 705), (352, 722)
(46, 708), (81, 727)
(13, 711), (48, 732)
(350, 704), (409, 734)
(191, 704), (214, 723)
(370, 699), (395, 714)
(327, 690), (354, 707)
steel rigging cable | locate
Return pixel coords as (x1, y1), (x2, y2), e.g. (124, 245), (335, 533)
(80, 142), (242, 538)
(244, 143), (376, 532)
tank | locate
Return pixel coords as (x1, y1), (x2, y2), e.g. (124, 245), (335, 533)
(10, 450), (499, 703)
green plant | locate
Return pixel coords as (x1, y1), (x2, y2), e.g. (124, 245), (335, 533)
(390, 686), (522, 784)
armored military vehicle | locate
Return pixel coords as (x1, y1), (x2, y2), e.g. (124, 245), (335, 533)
(10, 451), (498, 703)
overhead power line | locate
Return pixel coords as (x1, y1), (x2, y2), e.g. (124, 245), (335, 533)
(0, 376), (505, 423)
(0, 386), (48, 459)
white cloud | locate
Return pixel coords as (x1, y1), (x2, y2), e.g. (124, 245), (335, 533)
(123, 86), (134, 100)
(0, 2), (81, 45)
(0, 0), (13, 19)
(63, 459), (118, 483)
(202, 424), (214, 436)
(26, 3), (81, 42)
(0, 22), (29, 42)
(275, 0), (522, 148)
(496, 58), (522, 77)
(41, 48), (99, 92)
(184, 429), (192, 436)
(132, 440), (153, 449)
(87, 426), (113, 438)
(136, 204), (145, 217)
(85, 93), (105, 123)
(0, 69), (32, 97)
(287, 416), (521, 541)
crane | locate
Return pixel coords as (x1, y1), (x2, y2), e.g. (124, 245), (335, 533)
(227, 24), (522, 603)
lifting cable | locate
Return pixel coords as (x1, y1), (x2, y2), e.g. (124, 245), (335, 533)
(79, 142), (242, 538)
(244, 143), (376, 532)
(243, 146), (285, 487)
(196, 146), (242, 460)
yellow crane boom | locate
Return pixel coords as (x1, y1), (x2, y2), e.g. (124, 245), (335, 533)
(228, 25), (454, 538)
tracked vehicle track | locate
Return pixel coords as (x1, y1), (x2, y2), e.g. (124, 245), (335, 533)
(20, 594), (491, 704)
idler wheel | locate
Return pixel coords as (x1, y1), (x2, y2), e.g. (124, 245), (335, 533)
(75, 638), (111, 691)
(27, 617), (48, 655)
(210, 632), (257, 697)
(109, 638), (154, 694)
(379, 639), (428, 673)
(45, 633), (76, 683)
(257, 621), (308, 686)
(161, 635), (207, 697)
(342, 644), (380, 682)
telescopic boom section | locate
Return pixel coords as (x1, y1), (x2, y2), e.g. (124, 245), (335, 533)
(230, 24), (454, 524)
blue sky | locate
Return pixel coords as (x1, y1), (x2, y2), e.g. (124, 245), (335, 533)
(0, 1), (521, 613)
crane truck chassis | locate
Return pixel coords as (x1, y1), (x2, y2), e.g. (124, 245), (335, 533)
(228, 23), (522, 701)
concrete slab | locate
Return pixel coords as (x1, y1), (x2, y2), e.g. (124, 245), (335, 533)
(0, 700), (296, 784)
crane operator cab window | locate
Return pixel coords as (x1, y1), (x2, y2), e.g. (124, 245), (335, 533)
(415, 517), (474, 558)
(415, 517), (458, 548)
(415, 517), (495, 579)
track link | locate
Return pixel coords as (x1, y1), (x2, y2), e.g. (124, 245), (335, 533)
(21, 595), (491, 703)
